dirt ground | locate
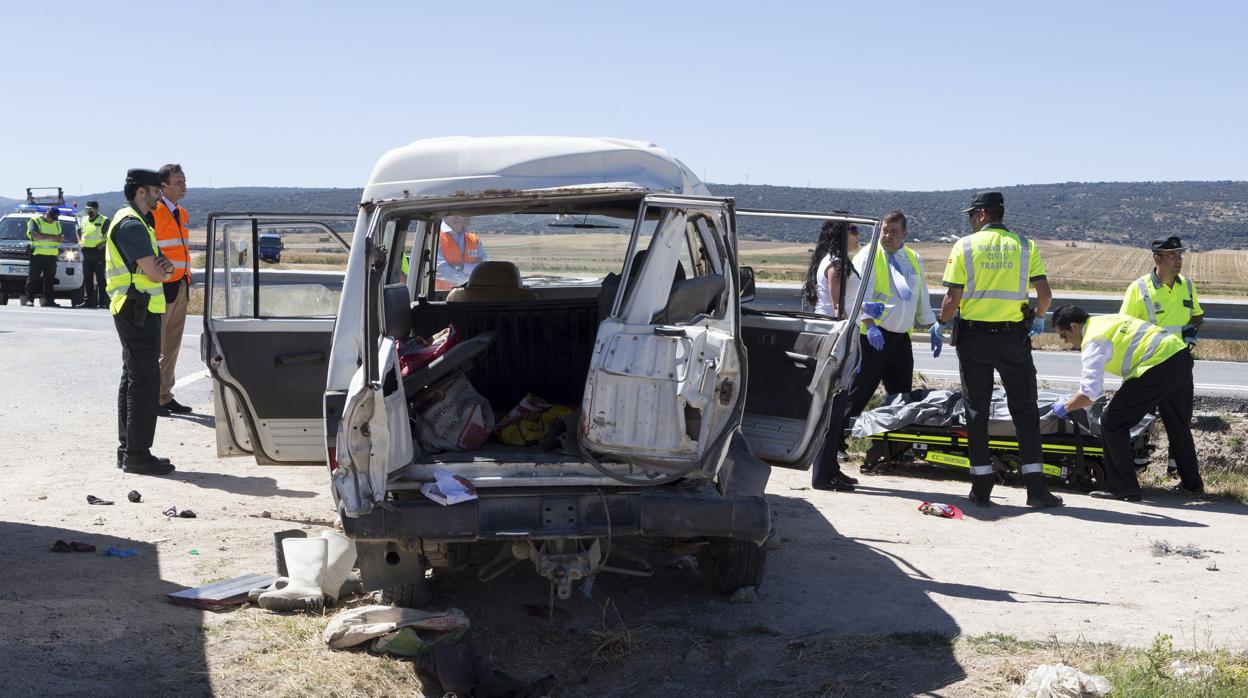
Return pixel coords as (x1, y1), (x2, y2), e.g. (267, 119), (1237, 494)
(1, 315), (1246, 696)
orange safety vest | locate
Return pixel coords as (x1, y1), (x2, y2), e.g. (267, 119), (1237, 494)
(439, 229), (484, 267)
(152, 201), (191, 283)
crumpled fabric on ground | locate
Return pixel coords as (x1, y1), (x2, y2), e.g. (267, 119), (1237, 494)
(851, 388), (1153, 440)
(422, 644), (557, 698)
(322, 604), (469, 650)
(1013, 663), (1111, 697)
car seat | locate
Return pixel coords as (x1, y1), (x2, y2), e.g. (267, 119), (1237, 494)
(446, 261), (539, 302)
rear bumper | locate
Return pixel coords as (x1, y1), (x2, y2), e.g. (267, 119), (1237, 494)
(342, 487), (771, 545)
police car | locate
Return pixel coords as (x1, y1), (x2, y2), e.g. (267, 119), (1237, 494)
(0, 188), (85, 306)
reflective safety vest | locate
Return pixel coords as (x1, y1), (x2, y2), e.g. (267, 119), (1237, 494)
(1120, 272), (1200, 336)
(1083, 314), (1185, 380)
(105, 206), (167, 315)
(26, 217), (62, 256)
(945, 224), (1041, 322)
(79, 214), (108, 249)
(438, 229), (484, 268)
(152, 201), (191, 283)
(861, 243), (922, 335)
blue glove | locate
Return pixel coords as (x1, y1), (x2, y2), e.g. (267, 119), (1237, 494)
(1029, 316), (1045, 338)
(862, 302), (885, 319)
(1050, 400), (1067, 419)
(866, 324), (885, 351)
(1181, 324), (1198, 345)
(929, 323), (943, 358)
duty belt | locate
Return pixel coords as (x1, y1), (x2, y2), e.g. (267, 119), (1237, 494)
(959, 318), (1027, 334)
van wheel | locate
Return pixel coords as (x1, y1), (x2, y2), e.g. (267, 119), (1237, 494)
(381, 575), (430, 609)
(699, 537), (767, 594)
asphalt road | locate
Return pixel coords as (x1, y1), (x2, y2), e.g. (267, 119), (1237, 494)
(2, 303), (1245, 398)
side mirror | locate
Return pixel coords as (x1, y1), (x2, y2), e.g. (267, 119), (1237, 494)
(738, 266), (757, 304)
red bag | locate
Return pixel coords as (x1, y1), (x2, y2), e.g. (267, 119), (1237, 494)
(398, 324), (461, 378)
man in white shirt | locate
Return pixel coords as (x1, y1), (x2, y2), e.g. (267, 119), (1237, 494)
(814, 211), (939, 490)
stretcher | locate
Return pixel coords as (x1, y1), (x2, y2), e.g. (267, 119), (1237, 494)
(852, 389), (1155, 491)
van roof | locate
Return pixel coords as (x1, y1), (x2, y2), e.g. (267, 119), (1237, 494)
(362, 136), (710, 203)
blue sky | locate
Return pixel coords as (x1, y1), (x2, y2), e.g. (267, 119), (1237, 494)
(3, 0), (1245, 198)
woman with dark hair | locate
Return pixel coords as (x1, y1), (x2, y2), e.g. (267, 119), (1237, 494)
(801, 218), (861, 317)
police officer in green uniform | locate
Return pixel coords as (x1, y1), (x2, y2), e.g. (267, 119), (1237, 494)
(78, 200), (109, 308)
(108, 169), (176, 475)
(23, 206), (64, 307)
(937, 192), (1063, 508)
(1049, 306), (1202, 500)
(1119, 236), (1203, 478)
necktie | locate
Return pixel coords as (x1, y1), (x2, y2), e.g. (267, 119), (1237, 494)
(888, 253), (912, 301)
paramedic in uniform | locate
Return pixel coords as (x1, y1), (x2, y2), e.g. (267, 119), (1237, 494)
(816, 211), (940, 491)
(1050, 305), (1203, 500)
(106, 169), (175, 476)
(434, 215), (488, 290)
(936, 192), (1062, 508)
(1118, 235), (1202, 478)
(77, 200), (109, 308)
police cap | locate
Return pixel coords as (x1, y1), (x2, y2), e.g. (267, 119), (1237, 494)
(1151, 236), (1186, 253)
(86, 200), (99, 209)
(126, 168), (162, 187)
(963, 191), (1004, 213)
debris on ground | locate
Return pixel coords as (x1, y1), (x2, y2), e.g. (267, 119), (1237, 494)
(324, 604), (470, 654)
(51, 540), (96, 553)
(163, 506), (198, 518)
(1013, 663), (1111, 697)
(86, 495), (113, 506)
(1169, 658), (1216, 681)
(1150, 540), (1212, 559)
(103, 546), (138, 558)
(729, 587), (758, 604)
(167, 573), (277, 611)
(127, 490), (142, 503)
(918, 501), (964, 519)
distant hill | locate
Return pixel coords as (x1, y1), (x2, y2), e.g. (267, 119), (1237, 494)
(33, 181), (1248, 250)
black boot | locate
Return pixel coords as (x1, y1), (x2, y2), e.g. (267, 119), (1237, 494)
(1024, 472), (1064, 508)
(968, 474), (994, 507)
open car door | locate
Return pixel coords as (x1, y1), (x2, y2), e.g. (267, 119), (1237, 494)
(732, 208), (880, 469)
(581, 195), (744, 478)
(201, 213), (353, 464)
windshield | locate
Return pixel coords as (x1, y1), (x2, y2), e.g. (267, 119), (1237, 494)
(0, 216), (78, 243)
(407, 210), (666, 290)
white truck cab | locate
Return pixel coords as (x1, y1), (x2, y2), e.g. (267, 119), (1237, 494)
(201, 136), (877, 603)
(0, 188), (85, 305)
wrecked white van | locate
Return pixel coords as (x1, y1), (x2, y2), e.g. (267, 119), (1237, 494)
(201, 136), (877, 603)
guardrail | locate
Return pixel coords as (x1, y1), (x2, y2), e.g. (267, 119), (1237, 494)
(190, 270), (1248, 341)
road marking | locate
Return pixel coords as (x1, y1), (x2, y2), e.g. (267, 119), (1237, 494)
(173, 369), (211, 390)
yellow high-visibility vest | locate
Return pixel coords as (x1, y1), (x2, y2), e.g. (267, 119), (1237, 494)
(1120, 272), (1201, 335)
(104, 206), (166, 316)
(26, 217), (62, 256)
(1083, 313), (1186, 380)
(860, 243), (922, 335)
(942, 224), (1044, 322)
(79, 214), (108, 249)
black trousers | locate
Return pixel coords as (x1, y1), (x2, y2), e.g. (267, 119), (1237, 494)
(25, 254), (57, 303)
(81, 247), (107, 307)
(1101, 350), (1200, 495)
(814, 329), (914, 484)
(115, 301), (163, 461)
(956, 326), (1043, 471)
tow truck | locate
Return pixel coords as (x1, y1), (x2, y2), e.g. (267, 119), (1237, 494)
(0, 187), (85, 306)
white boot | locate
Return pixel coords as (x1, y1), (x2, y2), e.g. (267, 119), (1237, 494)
(258, 537), (328, 612)
(320, 530), (357, 604)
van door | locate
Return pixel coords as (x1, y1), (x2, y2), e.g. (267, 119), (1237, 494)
(202, 213), (353, 464)
(732, 209), (881, 469)
(581, 195), (744, 477)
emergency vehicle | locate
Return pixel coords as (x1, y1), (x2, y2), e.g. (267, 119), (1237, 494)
(0, 187), (85, 305)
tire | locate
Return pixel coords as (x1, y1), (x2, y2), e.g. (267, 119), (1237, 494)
(700, 537), (768, 594)
(380, 576), (431, 609)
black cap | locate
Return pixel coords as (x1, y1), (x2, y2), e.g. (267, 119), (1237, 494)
(963, 191), (1004, 213)
(45, 208), (60, 219)
(126, 168), (162, 187)
(1151, 236), (1186, 253)
(86, 200), (99, 209)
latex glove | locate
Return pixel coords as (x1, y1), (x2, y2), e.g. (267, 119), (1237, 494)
(865, 324), (885, 351)
(1181, 324), (1198, 345)
(929, 322), (943, 358)
(1029, 316), (1045, 338)
(1050, 400), (1068, 419)
(862, 302), (885, 319)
